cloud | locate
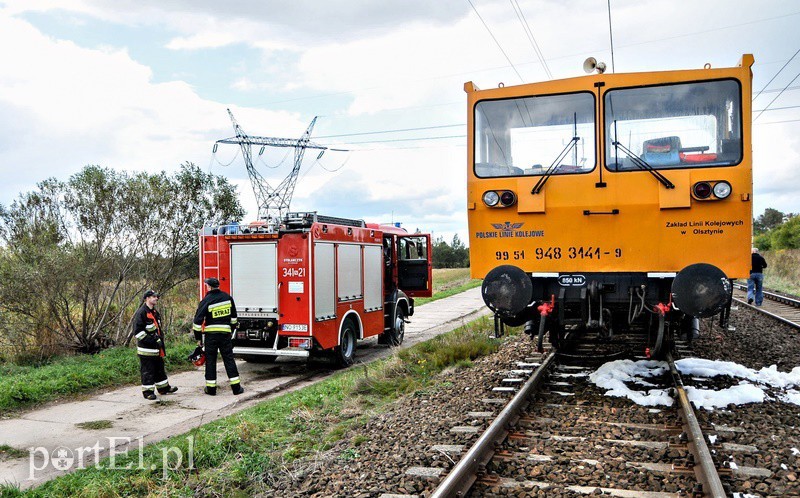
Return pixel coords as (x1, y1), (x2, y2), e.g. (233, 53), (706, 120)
(4, 0), (473, 47)
(0, 12), (308, 206)
(752, 121), (800, 215)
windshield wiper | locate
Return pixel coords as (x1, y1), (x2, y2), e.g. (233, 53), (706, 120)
(611, 141), (675, 189)
(531, 136), (580, 195)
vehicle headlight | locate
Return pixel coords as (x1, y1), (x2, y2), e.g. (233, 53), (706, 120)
(482, 191), (500, 207)
(712, 181), (732, 199)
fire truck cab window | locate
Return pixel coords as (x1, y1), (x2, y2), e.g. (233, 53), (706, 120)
(474, 92), (596, 178)
(605, 79), (742, 171)
(399, 237), (426, 260)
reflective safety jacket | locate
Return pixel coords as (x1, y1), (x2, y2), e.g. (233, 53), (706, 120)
(193, 288), (239, 340)
(133, 304), (165, 357)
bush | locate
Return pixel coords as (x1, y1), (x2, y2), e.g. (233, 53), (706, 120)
(771, 216), (800, 250)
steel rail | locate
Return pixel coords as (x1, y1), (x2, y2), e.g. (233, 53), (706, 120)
(666, 353), (727, 498)
(731, 283), (800, 329)
(733, 296), (800, 329)
(732, 282), (800, 308)
(430, 351), (557, 498)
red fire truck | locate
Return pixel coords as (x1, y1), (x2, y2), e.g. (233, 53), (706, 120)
(199, 212), (432, 366)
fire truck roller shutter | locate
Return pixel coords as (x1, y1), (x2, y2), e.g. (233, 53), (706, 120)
(314, 243), (335, 320)
(230, 243), (278, 313)
(363, 245), (383, 312)
(337, 244), (362, 301)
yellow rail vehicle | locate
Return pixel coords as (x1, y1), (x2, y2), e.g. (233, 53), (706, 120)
(466, 55), (753, 357)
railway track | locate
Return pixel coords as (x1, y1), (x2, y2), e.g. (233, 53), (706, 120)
(426, 350), (746, 497)
(731, 282), (800, 329)
(268, 316), (795, 497)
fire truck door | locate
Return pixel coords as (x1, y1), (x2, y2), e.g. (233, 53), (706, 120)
(397, 234), (432, 297)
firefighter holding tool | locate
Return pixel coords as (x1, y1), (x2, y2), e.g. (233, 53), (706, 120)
(133, 290), (178, 400)
(192, 277), (244, 395)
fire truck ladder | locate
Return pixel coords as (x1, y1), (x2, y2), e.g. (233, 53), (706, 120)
(202, 233), (222, 282)
(214, 110), (347, 227)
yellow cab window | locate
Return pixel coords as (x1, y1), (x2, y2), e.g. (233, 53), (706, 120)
(605, 79), (742, 171)
(474, 92), (596, 178)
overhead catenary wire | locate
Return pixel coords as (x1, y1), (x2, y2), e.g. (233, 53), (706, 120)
(508, 0), (552, 79)
(315, 123), (464, 139)
(753, 48), (800, 102)
(467, 0), (525, 84)
(324, 134), (467, 146)
(753, 69), (800, 122)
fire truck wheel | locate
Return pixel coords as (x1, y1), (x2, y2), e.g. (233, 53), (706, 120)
(334, 319), (357, 368)
(388, 308), (406, 346)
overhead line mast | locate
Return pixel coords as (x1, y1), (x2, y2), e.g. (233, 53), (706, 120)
(215, 109), (345, 229)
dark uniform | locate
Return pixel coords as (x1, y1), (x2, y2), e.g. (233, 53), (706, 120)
(133, 290), (177, 400)
(192, 279), (243, 395)
(747, 250), (768, 306)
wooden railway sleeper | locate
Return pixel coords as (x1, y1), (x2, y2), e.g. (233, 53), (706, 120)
(476, 473), (500, 486)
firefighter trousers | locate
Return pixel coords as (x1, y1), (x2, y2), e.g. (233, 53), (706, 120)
(203, 332), (241, 389)
(139, 355), (172, 397)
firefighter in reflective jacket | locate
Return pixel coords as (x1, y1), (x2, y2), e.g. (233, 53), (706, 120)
(134, 290), (178, 400)
(192, 277), (244, 395)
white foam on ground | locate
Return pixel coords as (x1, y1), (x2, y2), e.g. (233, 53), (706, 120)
(590, 358), (800, 410)
(684, 383), (765, 408)
(589, 360), (673, 406)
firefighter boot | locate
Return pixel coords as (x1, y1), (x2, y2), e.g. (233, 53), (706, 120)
(158, 385), (178, 395)
(232, 384), (244, 395)
(143, 390), (157, 401)
(204, 386), (216, 396)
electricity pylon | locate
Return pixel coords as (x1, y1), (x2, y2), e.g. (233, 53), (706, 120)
(215, 109), (342, 226)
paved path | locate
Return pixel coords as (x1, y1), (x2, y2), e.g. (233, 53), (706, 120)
(0, 287), (489, 489)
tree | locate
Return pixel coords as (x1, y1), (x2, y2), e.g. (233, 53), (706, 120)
(0, 163), (243, 355)
(754, 208), (785, 233)
(432, 234), (470, 268)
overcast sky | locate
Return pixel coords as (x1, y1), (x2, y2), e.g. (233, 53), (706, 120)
(1, 0), (798, 242)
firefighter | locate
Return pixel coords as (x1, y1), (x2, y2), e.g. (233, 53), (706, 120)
(133, 290), (178, 400)
(192, 277), (244, 396)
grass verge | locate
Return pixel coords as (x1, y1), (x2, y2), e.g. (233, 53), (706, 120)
(763, 249), (800, 297)
(0, 340), (196, 416)
(416, 267), (480, 306)
(2, 316), (502, 498)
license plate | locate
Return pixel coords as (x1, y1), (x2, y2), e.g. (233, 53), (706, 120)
(282, 324), (308, 332)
